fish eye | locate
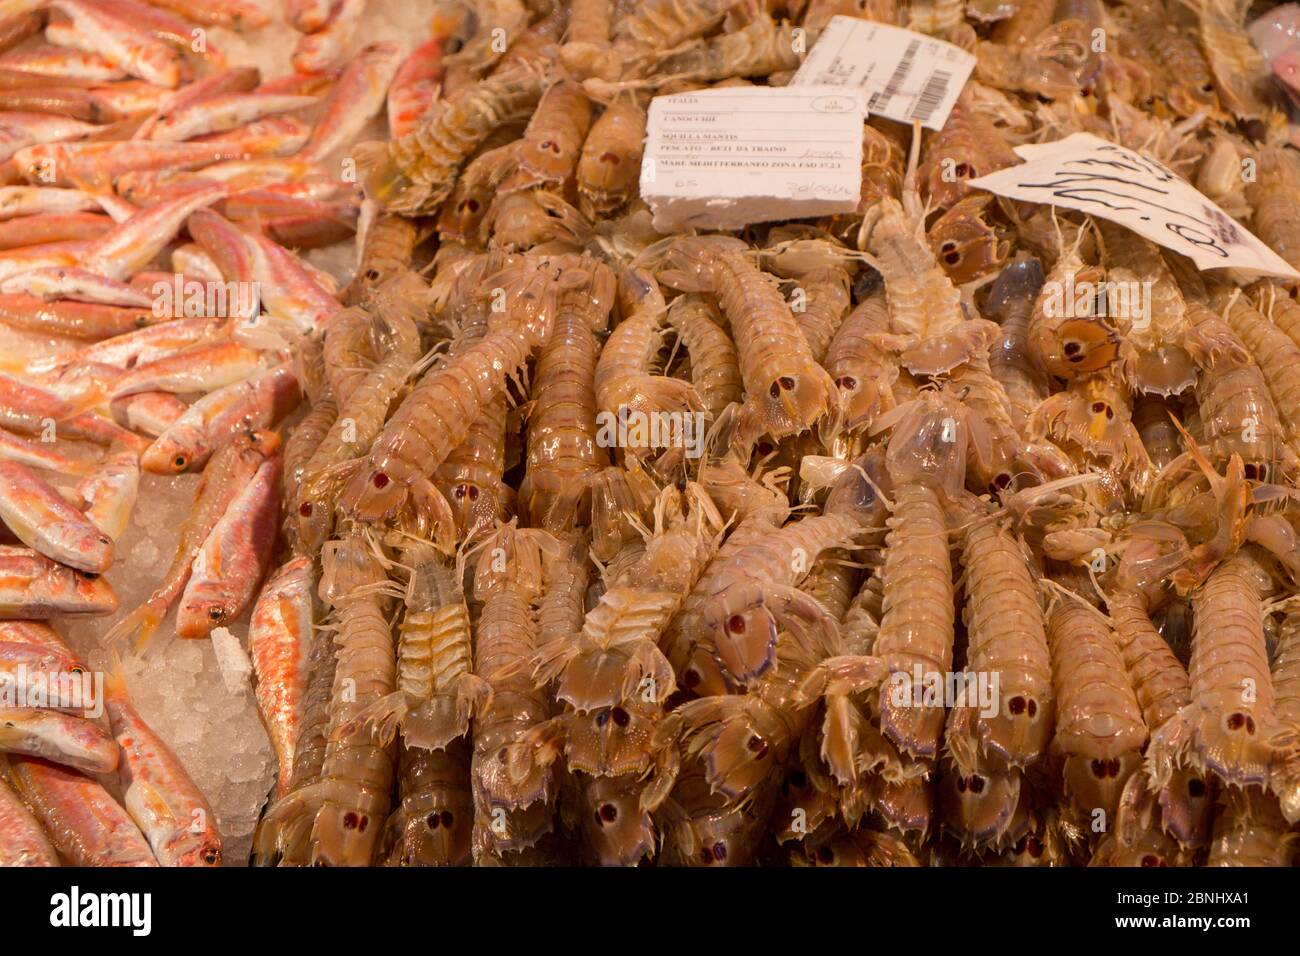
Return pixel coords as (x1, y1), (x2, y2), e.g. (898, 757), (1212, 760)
(207, 607), (225, 622)
(202, 846), (221, 865)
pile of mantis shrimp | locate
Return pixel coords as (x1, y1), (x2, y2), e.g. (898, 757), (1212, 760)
(235, 0), (1300, 867)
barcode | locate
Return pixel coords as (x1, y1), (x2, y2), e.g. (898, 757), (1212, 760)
(868, 39), (919, 113)
(909, 69), (952, 124)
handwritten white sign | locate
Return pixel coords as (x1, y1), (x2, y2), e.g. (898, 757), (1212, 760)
(792, 17), (975, 131)
(639, 86), (865, 232)
(968, 132), (1300, 279)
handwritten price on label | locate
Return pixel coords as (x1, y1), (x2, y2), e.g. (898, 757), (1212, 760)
(969, 133), (1300, 279)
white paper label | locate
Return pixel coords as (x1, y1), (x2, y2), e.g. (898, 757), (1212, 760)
(640, 86), (865, 232)
(792, 17), (974, 131)
(968, 132), (1300, 279)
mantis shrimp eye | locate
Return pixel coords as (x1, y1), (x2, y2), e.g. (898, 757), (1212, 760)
(468, 485), (480, 500)
(1106, 758), (1122, 776)
(460, 198), (479, 213)
(372, 471), (390, 489)
(599, 803), (618, 823)
(611, 706), (630, 727)
(746, 735), (768, 757)
(1141, 854), (1165, 867)
(1026, 837), (1043, 858)
(441, 811), (454, 827)
(713, 842), (727, 861)
(1227, 712), (1246, 730)
(968, 775), (986, 794)
(343, 812), (360, 830)
(726, 614), (746, 634)
(1008, 695), (1027, 715)
(956, 776), (968, 793)
(426, 814), (441, 829)
(1027, 699), (1038, 717)
(454, 484), (468, 499)
(595, 710), (610, 727)
(835, 375), (857, 390)
(299, 502), (313, 517)
(1090, 759), (1107, 778)
(954, 162), (972, 177)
